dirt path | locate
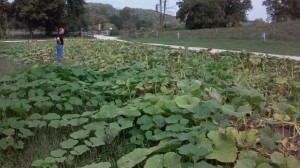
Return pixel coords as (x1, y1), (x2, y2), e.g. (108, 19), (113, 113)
(94, 35), (300, 61)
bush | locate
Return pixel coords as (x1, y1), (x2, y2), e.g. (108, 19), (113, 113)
(110, 29), (120, 36)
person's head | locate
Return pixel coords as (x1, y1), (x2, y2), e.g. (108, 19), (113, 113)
(58, 27), (64, 34)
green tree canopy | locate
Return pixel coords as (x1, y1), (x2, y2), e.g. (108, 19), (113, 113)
(13, 0), (85, 35)
(0, 0), (13, 38)
(176, 0), (252, 29)
(225, 0), (252, 26)
(64, 0), (86, 32)
(263, 0), (300, 22)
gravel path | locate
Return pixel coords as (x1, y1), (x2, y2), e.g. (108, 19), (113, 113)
(94, 35), (300, 61)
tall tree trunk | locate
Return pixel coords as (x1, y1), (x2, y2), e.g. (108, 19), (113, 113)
(159, 0), (163, 28)
(0, 0), (6, 38)
(162, 0), (167, 28)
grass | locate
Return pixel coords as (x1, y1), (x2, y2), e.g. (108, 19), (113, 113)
(122, 37), (300, 56)
(121, 20), (300, 56)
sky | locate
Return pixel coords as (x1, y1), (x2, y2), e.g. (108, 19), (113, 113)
(87, 0), (268, 21)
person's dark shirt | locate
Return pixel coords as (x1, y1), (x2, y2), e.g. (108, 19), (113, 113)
(56, 33), (64, 45)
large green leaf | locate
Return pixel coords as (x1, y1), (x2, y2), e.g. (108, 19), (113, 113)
(48, 92), (61, 101)
(232, 128), (259, 148)
(191, 161), (217, 168)
(152, 115), (165, 128)
(178, 143), (208, 161)
(163, 152), (182, 168)
(29, 96), (50, 102)
(166, 124), (186, 132)
(60, 139), (79, 149)
(69, 97), (83, 106)
(165, 115), (183, 124)
(190, 99), (221, 118)
(64, 102), (74, 111)
(174, 96), (200, 109)
(18, 128), (34, 138)
(70, 145), (90, 156)
(221, 104), (251, 117)
(137, 115), (154, 130)
(238, 150), (267, 165)
(256, 163), (272, 168)
(0, 137), (14, 150)
(51, 149), (67, 158)
(287, 155), (300, 168)
(96, 105), (120, 119)
(2, 128), (15, 136)
(13, 140), (24, 149)
(27, 120), (47, 128)
(270, 152), (286, 166)
(0, 98), (11, 110)
(83, 121), (107, 131)
(234, 159), (256, 168)
(205, 129), (238, 163)
(117, 148), (151, 168)
(118, 118), (133, 129)
(205, 88), (223, 102)
(144, 154), (164, 168)
(143, 105), (164, 115)
(43, 113), (61, 120)
(34, 101), (54, 111)
(86, 137), (105, 147)
(68, 118), (89, 126)
(70, 130), (90, 139)
(130, 134), (145, 145)
(259, 127), (282, 151)
(7, 118), (25, 129)
(81, 162), (111, 168)
(48, 120), (61, 128)
(122, 108), (141, 118)
(28, 113), (42, 120)
(10, 99), (32, 113)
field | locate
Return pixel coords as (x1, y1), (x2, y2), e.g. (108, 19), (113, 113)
(122, 20), (300, 56)
(0, 39), (300, 168)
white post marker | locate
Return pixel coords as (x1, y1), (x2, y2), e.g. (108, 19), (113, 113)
(262, 32), (266, 42)
(177, 31), (180, 39)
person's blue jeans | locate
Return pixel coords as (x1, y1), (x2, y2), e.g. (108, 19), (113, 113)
(56, 44), (63, 63)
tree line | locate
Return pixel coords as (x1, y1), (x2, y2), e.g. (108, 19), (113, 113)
(176, 0), (300, 29)
(1, 0), (300, 38)
(0, 0), (178, 38)
(0, 0), (86, 38)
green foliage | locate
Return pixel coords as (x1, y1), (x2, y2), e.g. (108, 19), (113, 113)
(263, 0), (300, 22)
(81, 162), (111, 168)
(176, 0), (252, 29)
(0, 39), (300, 167)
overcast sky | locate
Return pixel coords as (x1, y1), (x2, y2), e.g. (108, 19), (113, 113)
(87, 0), (268, 21)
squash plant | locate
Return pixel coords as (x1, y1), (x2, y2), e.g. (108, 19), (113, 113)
(0, 39), (299, 167)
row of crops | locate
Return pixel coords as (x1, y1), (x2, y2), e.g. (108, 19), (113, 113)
(0, 39), (300, 168)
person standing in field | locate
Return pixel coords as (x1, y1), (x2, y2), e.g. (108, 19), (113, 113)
(55, 27), (64, 64)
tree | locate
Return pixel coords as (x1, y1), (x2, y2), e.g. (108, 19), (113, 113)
(176, 0), (227, 29)
(176, 0), (252, 29)
(109, 15), (123, 30)
(64, 0), (86, 32)
(156, 0), (168, 28)
(225, 0), (252, 26)
(263, 0), (300, 22)
(14, 0), (65, 36)
(13, 0), (86, 36)
(0, 0), (12, 38)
